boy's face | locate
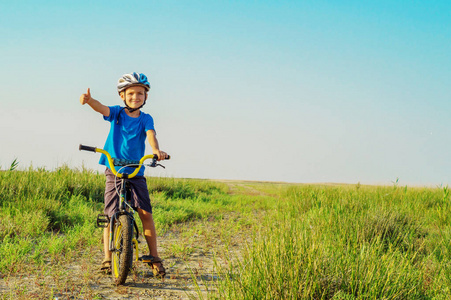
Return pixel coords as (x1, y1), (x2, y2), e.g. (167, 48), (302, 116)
(120, 86), (147, 109)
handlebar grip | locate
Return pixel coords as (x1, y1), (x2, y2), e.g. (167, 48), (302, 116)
(154, 154), (171, 160)
(79, 144), (97, 153)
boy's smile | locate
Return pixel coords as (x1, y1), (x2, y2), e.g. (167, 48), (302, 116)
(121, 86), (147, 110)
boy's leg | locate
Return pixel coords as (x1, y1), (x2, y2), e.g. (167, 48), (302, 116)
(138, 208), (165, 277)
(100, 227), (112, 272)
(103, 227), (112, 260)
(103, 168), (116, 266)
(137, 208), (159, 257)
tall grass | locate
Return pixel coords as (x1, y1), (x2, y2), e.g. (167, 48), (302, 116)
(214, 184), (451, 299)
(0, 166), (238, 274)
(5, 166), (451, 298)
(0, 166), (104, 272)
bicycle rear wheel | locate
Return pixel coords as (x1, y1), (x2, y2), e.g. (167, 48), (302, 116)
(111, 214), (133, 285)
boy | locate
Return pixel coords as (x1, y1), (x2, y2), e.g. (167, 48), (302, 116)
(79, 72), (167, 278)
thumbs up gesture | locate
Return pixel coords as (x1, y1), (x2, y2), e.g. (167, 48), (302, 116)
(80, 88), (92, 105)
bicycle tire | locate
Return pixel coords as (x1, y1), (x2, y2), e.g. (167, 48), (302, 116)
(111, 214), (133, 285)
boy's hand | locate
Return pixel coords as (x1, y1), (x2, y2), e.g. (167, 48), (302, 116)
(80, 88), (92, 105)
(154, 150), (168, 161)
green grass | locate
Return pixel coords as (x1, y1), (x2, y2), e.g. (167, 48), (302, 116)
(0, 166), (251, 274)
(212, 184), (451, 299)
(3, 166), (451, 299)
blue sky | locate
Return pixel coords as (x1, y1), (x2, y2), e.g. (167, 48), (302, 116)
(1, 1), (450, 185)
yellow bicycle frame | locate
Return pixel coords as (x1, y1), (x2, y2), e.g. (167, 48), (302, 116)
(80, 144), (168, 274)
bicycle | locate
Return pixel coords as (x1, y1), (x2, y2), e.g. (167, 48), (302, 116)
(79, 144), (169, 285)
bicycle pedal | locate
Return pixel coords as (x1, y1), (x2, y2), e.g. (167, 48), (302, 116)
(138, 255), (154, 263)
(96, 214), (109, 228)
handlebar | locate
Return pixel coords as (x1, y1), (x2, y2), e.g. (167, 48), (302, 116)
(79, 144), (170, 179)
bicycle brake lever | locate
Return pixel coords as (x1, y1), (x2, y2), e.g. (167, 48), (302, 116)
(148, 159), (158, 168)
(147, 159), (165, 168)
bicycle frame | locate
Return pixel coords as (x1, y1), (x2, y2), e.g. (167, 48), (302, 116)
(79, 145), (157, 250)
(79, 144), (169, 284)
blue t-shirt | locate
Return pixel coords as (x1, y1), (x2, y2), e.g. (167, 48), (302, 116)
(99, 105), (155, 176)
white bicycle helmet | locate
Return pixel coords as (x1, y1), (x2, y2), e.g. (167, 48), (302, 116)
(117, 72), (150, 94)
(116, 72), (151, 114)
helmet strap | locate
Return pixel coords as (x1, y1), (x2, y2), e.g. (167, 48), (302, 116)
(124, 103), (142, 113)
(116, 103), (145, 125)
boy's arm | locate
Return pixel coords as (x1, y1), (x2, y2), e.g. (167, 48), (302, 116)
(80, 88), (110, 117)
(146, 130), (168, 161)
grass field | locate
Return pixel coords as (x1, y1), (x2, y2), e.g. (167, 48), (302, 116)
(1, 166), (451, 299)
(212, 184), (451, 299)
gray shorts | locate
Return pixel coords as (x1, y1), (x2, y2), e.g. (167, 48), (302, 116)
(104, 168), (153, 218)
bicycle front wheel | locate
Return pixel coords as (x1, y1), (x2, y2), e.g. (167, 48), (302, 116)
(111, 214), (133, 285)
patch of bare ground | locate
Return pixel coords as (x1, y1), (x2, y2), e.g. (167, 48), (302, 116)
(0, 213), (252, 300)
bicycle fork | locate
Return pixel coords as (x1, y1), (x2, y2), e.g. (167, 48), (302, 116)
(108, 180), (129, 252)
(106, 179), (141, 262)
(108, 213), (140, 261)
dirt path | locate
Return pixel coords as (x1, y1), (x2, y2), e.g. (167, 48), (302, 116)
(0, 214), (248, 300)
